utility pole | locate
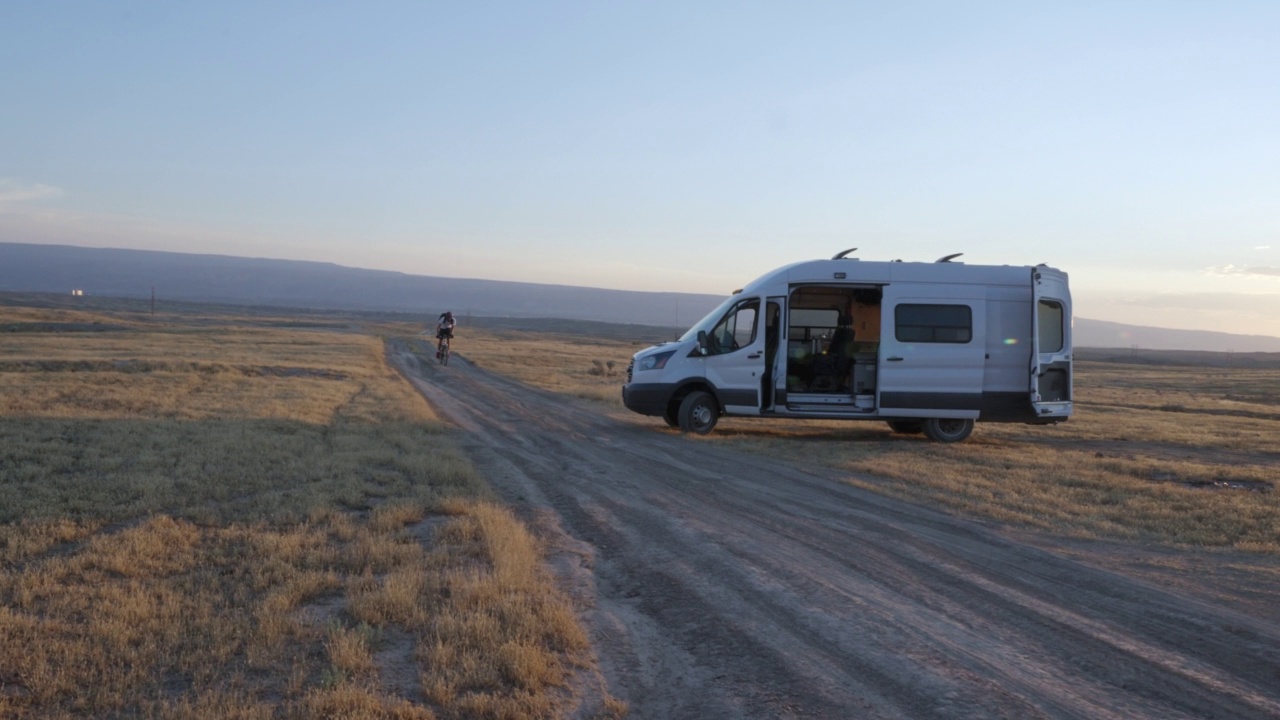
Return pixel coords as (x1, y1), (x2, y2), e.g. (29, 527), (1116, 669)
(150, 286), (156, 316)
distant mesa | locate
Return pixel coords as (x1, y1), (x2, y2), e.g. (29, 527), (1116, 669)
(1072, 318), (1280, 354)
(0, 241), (723, 329)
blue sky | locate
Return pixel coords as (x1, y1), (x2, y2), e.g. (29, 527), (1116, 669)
(2, 1), (1278, 336)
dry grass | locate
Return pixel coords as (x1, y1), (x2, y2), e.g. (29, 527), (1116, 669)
(0, 305), (593, 718)
(771, 361), (1280, 552)
(454, 328), (640, 406)
(718, 369), (1280, 551)
(460, 329), (1280, 554)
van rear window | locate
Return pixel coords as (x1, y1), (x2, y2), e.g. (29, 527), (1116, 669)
(1038, 300), (1065, 353)
(895, 304), (972, 343)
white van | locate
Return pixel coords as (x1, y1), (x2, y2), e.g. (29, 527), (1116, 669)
(622, 251), (1072, 442)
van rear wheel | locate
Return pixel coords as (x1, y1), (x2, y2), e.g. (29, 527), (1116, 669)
(922, 418), (974, 443)
(677, 391), (719, 435)
(886, 420), (923, 435)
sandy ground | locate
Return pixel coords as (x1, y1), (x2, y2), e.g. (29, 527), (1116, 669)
(391, 342), (1280, 720)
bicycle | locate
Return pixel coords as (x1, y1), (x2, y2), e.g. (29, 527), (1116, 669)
(436, 335), (450, 366)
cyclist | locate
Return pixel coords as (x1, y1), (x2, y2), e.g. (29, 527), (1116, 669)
(434, 311), (456, 359)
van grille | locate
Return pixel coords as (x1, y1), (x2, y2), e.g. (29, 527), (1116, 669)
(626, 360), (633, 384)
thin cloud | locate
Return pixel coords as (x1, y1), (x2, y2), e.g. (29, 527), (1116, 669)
(1257, 245), (1272, 250)
(0, 179), (62, 205)
(1209, 264), (1280, 278)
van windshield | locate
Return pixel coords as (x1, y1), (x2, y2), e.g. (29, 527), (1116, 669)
(679, 295), (746, 343)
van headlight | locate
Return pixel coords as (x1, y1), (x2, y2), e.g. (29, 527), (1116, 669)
(637, 350), (676, 371)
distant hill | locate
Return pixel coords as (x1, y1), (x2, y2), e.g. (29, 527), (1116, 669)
(0, 242), (723, 330)
(1074, 346), (1280, 368)
(4, 242), (1279, 353)
(1072, 318), (1280, 354)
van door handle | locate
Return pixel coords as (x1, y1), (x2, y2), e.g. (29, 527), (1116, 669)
(886, 356), (904, 362)
(747, 352), (762, 359)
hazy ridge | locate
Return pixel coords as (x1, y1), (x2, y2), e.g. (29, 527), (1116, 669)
(0, 242), (721, 329)
(3, 242), (1279, 353)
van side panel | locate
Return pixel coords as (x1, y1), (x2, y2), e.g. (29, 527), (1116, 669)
(877, 284), (985, 419)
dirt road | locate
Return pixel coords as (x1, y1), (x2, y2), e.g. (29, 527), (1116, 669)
(392, 343), (1280, 719)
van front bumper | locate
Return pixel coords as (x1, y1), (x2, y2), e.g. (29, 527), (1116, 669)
(622, 383), (674, 416)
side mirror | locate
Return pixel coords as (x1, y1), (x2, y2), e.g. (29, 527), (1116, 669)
(696, 331), (710, 356)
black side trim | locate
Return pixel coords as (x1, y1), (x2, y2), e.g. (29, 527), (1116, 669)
(881, 391), (1040, 422)
(880, 392), (981, 411)
(717, 388), (758, 407)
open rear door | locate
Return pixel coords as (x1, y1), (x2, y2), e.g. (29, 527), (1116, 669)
(1030, 266), (1073, 420)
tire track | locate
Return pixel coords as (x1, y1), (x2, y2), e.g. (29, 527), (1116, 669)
(390, 341), (1280, 719)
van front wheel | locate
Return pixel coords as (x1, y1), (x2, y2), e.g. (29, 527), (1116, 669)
(677, 391), (719, 435)
(922, 418), (974, 443)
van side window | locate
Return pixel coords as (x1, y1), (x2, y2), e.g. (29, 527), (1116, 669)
(1038, 300), (1064, 353)
(895, 304), (972, 343)
(706, 298), (760, 355)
